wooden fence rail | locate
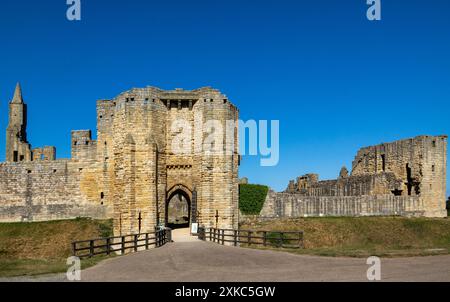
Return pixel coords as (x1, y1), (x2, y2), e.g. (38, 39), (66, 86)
(198, 227), (304, 249)
(72, 228), (172, 258)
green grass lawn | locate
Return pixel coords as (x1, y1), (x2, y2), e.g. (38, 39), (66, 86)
(0, 218), (113, 278)
(240, 216), (450, 257)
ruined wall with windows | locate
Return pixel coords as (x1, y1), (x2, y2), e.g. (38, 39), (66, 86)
(263, 135), (447, 218)
(0, 84), (240, 235)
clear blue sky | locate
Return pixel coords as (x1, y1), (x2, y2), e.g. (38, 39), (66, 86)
(0, 0), (449, 195)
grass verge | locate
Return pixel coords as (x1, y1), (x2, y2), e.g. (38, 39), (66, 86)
(0, 218), (113, 277)
(239, 216), (450, 258)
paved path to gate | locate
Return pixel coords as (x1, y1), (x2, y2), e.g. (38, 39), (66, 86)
(2, 233), (449, 282)
(78, 239), (450, 282)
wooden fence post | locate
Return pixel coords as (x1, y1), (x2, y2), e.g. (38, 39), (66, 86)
(106, 238), (111, 255)
(134, 234), (138, 252)
(263, 231), (267, 247)
(145, 233), (149, 250)
(89, 240), (94, 258)
(222, 229), (225, 245)
(167, 228), (172, 243)
(299, 232), (304, 248)
(72, 242), (76, 256)
(234, 230), (238, 246)
(278, 232), (283, 248)
(121, 236), (125, 254)
(248, 231), (252, 246)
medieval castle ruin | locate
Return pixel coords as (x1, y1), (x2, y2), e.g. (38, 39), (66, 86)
(0, 83), (447, 237)
(0, 84), (240, 236)
(261, 135), (448, 218)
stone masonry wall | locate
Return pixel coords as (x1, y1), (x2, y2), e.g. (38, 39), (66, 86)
(282, 135), (447, 218)
(260, 190), (424, 218)
(0, 160), (111, 222)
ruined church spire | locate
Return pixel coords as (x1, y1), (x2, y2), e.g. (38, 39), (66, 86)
(11, 82), (23, 104)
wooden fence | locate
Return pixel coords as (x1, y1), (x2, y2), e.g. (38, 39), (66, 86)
(72, 228), (172, 258)
(198, 227), (304, 249)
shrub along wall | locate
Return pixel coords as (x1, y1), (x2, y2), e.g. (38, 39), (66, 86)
(239, 184), (269, 215)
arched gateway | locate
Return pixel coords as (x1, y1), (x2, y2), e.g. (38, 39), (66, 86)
(165, 184), (193, 229)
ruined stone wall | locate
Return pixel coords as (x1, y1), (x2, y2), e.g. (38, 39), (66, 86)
(351, 135), (447, 217)
(32, 146), (56, 161)
(288, 173), (402, 197)
(0, 160), (111, 222)
(71, 130), (97, 161)
(260, 190), (424, 218)
(282, 135), (447, 218)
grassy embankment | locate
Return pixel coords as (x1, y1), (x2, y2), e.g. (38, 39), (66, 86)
(240, 216), (450, 257)
(0, 218), (112, 277)
(239, 183), (450, 257)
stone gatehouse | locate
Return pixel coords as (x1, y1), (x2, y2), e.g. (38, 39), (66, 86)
(0, 84), (240, 235)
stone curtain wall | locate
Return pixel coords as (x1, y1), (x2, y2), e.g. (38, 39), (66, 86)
(0, 160), (111, 222)
(260, 191), (424, 218)
(284, 135), (447, 218)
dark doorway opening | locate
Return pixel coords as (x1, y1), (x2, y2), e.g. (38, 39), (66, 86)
(166, 189), (191, 230)
(406, 164), (413, 196)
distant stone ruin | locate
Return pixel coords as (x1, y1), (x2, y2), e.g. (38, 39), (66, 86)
(261, 135), (448, 218)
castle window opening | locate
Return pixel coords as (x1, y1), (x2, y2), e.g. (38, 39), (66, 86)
(381, 154), (386, 172)
(432, 165), (435, 172)
(13, 151), (18, 162)
(99, 115), (103, 119)
(73, 141), (77, 146)
(406, 163), (413, 196)
(432, 140), (436, 147)
(19, 155), (24, 161)
(100, 192), (104, 199)
(85, 141), (89, 145)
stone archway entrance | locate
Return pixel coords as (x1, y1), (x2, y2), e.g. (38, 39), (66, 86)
(165, 184), (193, 230)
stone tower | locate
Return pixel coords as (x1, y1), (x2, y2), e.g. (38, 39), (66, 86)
(6, 83), (31, 162)
(94, 87), (240, 236)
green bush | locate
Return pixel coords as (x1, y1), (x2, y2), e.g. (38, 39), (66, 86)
(239, 184), (269, 215)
